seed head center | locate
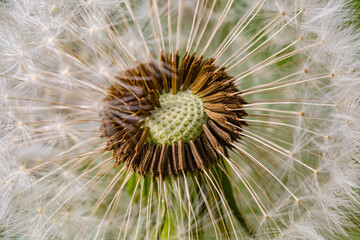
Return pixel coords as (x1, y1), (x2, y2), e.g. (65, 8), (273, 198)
(101, 52), (247, 177)
(144, 90), (208, 145)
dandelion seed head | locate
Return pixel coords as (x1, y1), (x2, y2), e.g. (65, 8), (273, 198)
(100, 52), (247, 177)
(0, 0), (359, 239)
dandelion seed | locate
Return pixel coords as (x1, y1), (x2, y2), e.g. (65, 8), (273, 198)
(1, 0), (360, 239)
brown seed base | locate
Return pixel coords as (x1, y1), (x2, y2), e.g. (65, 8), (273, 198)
(101, 52), (247, 178)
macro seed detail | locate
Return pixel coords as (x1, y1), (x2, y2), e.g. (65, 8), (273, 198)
(143, 90), (208, 145)
(101, 52), (247, 178)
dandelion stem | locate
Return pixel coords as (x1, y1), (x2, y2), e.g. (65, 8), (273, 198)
(217, 160), (255, 236)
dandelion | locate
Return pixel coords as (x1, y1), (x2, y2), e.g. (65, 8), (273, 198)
(0, 0), (360, 239)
